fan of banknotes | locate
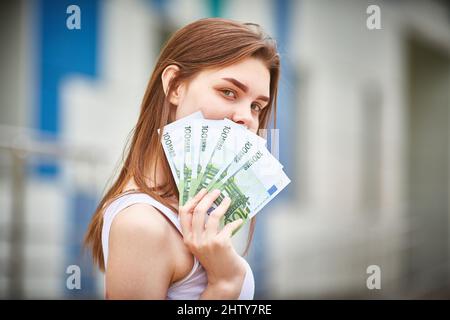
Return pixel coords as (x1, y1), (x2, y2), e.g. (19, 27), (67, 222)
(160, 111), (290, 235)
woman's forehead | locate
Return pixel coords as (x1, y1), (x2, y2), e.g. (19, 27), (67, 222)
(199, 58), (271, 94)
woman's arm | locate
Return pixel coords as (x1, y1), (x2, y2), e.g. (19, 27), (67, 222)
(180, 189), (247, 300)
(199, 280), (245, 299)
(105, 203), (176, 299)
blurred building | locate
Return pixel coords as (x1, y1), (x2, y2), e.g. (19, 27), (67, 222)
(0, 0), (449, 299)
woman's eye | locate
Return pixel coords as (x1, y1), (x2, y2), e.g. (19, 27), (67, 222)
(221, 89), (236, 98)
(251, 103), (262, 112)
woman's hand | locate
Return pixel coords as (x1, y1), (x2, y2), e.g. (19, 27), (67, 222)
(179, 188), (246, 298)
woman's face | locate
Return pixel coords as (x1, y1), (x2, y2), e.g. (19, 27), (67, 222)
(165, 57), (271, 133)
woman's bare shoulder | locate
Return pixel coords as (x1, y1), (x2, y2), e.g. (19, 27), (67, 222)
(109, 202), (173, 244)
(105, 203), (177, 298)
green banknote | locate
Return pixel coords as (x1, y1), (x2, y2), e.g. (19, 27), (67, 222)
(160, 111), (203, 189)
(160, 112), (291, 237)
(179, 122), (194, 205)
(191, 120), (254, 197)
(204, 119), (269, 191)
(190, 122), (233, 195)
(188, 119), (223, 199)
(209, 148), (290, 235)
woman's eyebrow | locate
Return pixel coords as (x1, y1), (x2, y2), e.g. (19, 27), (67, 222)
(221, 77), (270, 102)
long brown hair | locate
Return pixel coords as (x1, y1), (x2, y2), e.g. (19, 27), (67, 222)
(84, 17), (280, 271)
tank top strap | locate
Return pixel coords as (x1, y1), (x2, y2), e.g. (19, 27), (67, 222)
(102, 192), (183, 266)
(105, 192), (182, 234)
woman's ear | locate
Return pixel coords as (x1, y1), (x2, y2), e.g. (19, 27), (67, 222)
(161, 64), (184, 106)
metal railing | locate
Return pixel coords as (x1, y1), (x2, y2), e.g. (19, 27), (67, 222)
(0, 125), (107, 298)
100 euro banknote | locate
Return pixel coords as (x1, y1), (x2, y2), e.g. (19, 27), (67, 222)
(190, 119), (267, 200)
(159, 111), (203, 189)
(188, 119), (223, 200)
(208, 147), (290, 234)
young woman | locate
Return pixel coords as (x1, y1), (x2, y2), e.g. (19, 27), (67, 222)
(84, 17), (280, 299)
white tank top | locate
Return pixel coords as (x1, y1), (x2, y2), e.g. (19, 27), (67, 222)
(101, 192), (255, 300)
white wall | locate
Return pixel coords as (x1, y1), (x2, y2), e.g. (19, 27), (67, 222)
(267, 0), (450, 298)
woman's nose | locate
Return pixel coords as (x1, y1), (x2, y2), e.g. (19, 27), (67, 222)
(230, 104), (254, 129)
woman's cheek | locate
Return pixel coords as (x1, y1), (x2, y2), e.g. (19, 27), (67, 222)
(202, 109), (228, 120)
(201, 99), (230, 119)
